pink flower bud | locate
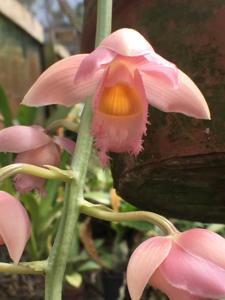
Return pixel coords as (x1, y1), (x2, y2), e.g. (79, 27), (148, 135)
(127, 229), (225, 300)
(0, 191), (30, 263)
(0, 125), (75, 193)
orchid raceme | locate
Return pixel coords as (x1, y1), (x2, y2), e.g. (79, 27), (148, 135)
(0, 125), (75, 194)
(22, 28), (210, 164)
(127, 228), (225, 300)
(0, 191), (30, 263)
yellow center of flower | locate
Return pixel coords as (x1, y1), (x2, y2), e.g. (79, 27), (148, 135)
(99, 84), (140, 116)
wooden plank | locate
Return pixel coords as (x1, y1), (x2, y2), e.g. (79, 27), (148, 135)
(54, 43), (70, 58)
(0, 0), (44, 43)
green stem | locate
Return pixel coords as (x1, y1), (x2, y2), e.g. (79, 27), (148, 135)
(0, 163), (73, 182)
(0, 261), (47, 275)
(46, 119), (79, 133)
(30, 226), (39, 259)
(45, 1), (113, 299)
(45, 103), (92, 299)
(80, 203), (178, 235)
(95, 0), (112, 46)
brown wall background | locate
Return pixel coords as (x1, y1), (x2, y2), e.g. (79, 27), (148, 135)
(82, 0), (225, 222)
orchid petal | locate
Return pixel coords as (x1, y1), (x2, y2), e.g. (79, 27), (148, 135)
(53, 136), (75, 155)
(0, 191), (30, 263)
(141, 69), (210, 119)
(15, 142), (60, 166)
(139, 53), (179, 88)
(161, 244), (225, 298)
(104, 59), (134, 87)
(176, 229), (225, 270)
(151, 269), (205, 300)
(0, 125), (51, 153)
(13, 174), (45, 195)
(74, 47), (115, 83)
(14, 143), (60, 193)
(99, 28), (154, 56)
(127, 237), (172, 300)
(22, 54), (99, 107)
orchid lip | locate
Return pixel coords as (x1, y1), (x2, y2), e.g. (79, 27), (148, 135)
(96, 109), (142, 119)
(98, 84), (142, 117)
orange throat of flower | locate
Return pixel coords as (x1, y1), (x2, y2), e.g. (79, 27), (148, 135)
(99, 83), (141, 117)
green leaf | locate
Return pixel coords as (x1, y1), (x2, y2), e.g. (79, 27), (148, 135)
(45, 106), (70, 126)
(0, 153), (12, 166)
(16, 105), (37, 125)
(207, 224), (225, 233)
(77, 260), (101, 272)
(38, 205), (62, 234)
(118, 220), (154, 231)
(21, 194), (40, 227)
(84, 191), (110, 205)
(0, 87), (12, 165)
(0, 178), (14, 192)
(120, 201), (137, 212)
(0, 86), (12, 126)
(65, 273), (82, 288)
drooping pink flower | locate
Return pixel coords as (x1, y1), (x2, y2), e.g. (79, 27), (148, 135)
(127, 229), (225, 300)
(22, 28), (210, 164)
(0, 125), (75, 194)
(0, 191), (30, 263)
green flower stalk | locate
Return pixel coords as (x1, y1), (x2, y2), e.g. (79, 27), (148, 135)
(44, 1), (113, 299)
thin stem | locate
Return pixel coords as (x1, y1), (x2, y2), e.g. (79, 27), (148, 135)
(45, 102), (94, 299)
(0, 261), (47, 275)
(80, 203), (178, 235)
(0, 163), (73, 182)
(29, 226), (39, 259)
(46, 119), (79, 133)
(95, 0), (112, 46)
(45, 1), (113, 299)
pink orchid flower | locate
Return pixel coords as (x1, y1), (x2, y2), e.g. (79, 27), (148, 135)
(0, 191), (30, 263)
(22, 28), (210, 164)
(0, 125), (75, 194)
(127, 229), (225, 300)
